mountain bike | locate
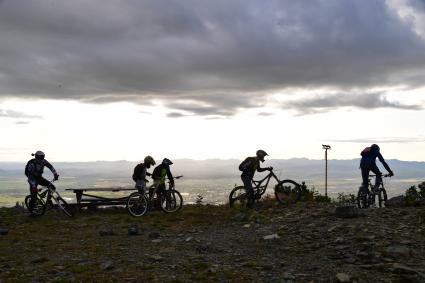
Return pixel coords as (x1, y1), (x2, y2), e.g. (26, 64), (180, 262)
(126, 176), (184, 217)
(229, 168), (301, 208)
(24, 180), (73, 217)
(357, 174), (390, 209)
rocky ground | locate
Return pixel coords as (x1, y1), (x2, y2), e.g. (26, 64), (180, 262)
(0, 200), (424, 282)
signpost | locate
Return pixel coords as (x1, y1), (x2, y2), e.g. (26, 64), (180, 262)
(322, 144), (331, 197)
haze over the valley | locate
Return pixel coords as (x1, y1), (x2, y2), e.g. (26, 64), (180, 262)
(1, 158), (424, 207)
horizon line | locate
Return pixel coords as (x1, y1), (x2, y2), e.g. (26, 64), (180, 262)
(1, 157), (425, 163)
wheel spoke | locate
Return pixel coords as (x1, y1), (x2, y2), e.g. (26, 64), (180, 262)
(161, 190), (182, 213)
(275, 180), (300, 205)
(127, 192), (148, 217)
(229, 186), (248, 208)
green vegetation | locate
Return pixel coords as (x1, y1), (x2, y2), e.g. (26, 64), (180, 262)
(298, 182), (331, 203)
(404, 181), (425, 206)
(334, 192), (356, 206)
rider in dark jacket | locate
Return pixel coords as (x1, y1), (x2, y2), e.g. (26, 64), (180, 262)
(25, 151), (59, 211)
(133, 155), (155, 192)
(151, 158), (174, 199)
(239, 150), (272, 208)
(359, 144), (394, 192)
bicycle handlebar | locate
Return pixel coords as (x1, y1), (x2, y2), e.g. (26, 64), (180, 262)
(369, 174), (392, 178)
(166, 175), (183, 183)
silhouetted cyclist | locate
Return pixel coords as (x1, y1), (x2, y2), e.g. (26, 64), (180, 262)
(132, 155), (156, 192)
(239, 150), (272, 208)
(25, 151), (59, 212)
(359, 144), (394, 193)
(151, 158), (174, 200)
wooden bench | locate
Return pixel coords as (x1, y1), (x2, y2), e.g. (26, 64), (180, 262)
(65, 187), (137, 208)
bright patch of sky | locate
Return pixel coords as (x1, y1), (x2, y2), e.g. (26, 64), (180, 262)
(1, 95), (424, 162)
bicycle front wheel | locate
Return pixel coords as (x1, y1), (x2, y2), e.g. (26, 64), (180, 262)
(275, 180), (301, 205)
(126, 192), (148, 217)
(24, 195), (31, 210)
(25, 195), (46, 216)
(229, 186), (249, 208)
(160, 190), (183, 213)
(378, 189), (388, 208)
(55, 195), (74, 217)
(357, 190), (370, 209)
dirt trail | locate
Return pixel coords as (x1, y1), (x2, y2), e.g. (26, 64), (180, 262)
(0, 202), (424, 282)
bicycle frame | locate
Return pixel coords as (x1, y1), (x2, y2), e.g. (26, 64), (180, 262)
(368, 174), (389, 191)
(26, 179), (73, 217)
(251, 171), (280, 196)
(357, 174), (390, 209)
(143, 175), (183, 202)
(34, 181), (56, 203)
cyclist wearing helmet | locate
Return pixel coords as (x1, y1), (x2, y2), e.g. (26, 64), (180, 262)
(24, 151), (59, 211)
(132, 156), (156, 191)
(239, 150), (273, 208)
(151, 158), (174, 200)
(359, 144), (394, 193)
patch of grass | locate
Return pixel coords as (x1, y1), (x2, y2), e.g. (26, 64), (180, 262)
(70, 264), (96, 274)
(241, 261), (257, 268)
(190, 261), (210, 270)
(334, 192), (356, 206)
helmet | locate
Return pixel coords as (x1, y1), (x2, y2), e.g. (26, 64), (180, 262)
(162, 158), (173, 166)
(371, 144), (380, 152)
(144, 155), (156, 166)
(33, 151), (45, 160)
(256, 149), (268, 162)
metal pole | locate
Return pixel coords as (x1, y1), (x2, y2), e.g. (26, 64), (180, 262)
(322, 145), (331, 197)
(325, 149), (328, 197)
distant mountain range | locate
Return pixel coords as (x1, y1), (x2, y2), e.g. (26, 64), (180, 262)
(2, 158), (425, 177)
(2, 158), (425, 184)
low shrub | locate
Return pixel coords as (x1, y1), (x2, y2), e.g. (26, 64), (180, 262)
(404, 181), (425, 206)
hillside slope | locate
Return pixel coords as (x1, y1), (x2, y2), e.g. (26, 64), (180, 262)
(0, 202), (424, 282)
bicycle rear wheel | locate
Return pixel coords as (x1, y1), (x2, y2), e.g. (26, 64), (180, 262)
(127, 192), (148, 217)
(160, 190), (183, 213)
(25, 195), (46, 216)
(357, 190), (370, 209)
(229, 186), (249, 208)
(55, 195), (74, 217)
(275, 180), (301, 205)
(24, 195), (31, 210)
(378, 188), (388, 208)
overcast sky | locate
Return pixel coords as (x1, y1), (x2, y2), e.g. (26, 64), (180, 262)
(1, 0), (425, 162)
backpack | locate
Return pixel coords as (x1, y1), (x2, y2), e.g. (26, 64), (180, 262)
(239, 157), (254, 172)
(24, 159), (34, 177)
(360, 147), (371, 157)
(132, 163), (144, 182)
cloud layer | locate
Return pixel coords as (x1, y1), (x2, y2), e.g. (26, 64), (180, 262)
(280, 91), (422, 115)
(0, 0), (424, 115)
(0, 109), (42, 119)
(331, 136), (425, 143)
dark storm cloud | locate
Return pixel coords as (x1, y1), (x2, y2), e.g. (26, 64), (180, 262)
(281, 92), (422, 115)
(408, 0), (425, 10)
(166, 112), (187, 118)
(163, 92), (263, 116)
(331, 136), (425, 143)
(0, 109), (42, 119)
(258, 112), (275, 116)
(15, 121), (30, 125)
(0, 0), (425, 116)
